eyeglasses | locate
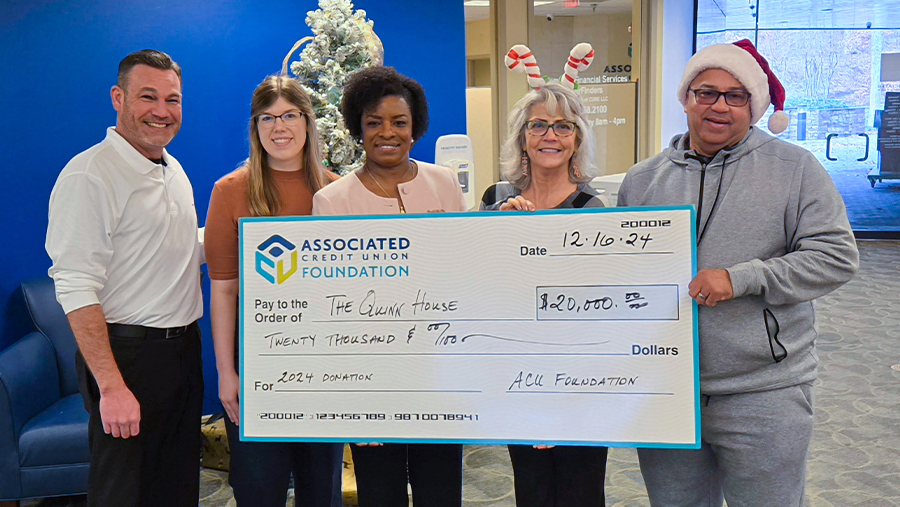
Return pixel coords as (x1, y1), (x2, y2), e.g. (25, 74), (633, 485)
(524, 120), (577, 137)
(257, 111), (304, 127)
(689, 89), (751, 107)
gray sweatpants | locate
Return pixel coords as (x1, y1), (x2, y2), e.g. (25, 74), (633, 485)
(638, 383), (814, 507)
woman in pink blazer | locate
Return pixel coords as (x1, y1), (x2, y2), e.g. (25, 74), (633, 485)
(312, 66), (465, 507)
(313, 70), (465, 216)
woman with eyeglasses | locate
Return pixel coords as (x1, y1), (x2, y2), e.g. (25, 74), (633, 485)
(312, 66), (465, 507)
(204, 75), (343, 507)
(482, 81), (607, 214)
(484, 80), (609, 507)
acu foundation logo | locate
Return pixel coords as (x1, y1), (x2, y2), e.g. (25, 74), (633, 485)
(256, 235), (298, 284)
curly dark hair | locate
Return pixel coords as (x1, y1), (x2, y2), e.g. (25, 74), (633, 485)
(342, 66), (429, 142)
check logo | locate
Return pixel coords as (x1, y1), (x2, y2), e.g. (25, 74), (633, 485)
(256, 235), (298, 284)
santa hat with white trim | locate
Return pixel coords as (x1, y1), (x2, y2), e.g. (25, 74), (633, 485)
(677, 39), (789, 134)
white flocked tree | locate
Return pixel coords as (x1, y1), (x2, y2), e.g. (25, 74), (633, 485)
(283, 0), (383, 175)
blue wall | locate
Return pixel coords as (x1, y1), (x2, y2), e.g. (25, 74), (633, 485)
(0, 0), (466, 413)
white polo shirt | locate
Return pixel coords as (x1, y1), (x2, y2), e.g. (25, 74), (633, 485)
(46, 127), (203, 327)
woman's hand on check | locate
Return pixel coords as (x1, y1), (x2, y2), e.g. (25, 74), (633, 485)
(533, 444), (555, 449)
(499, 196), (536, 212)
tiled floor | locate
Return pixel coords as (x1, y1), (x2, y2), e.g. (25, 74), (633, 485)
(23, 241), (900, 507)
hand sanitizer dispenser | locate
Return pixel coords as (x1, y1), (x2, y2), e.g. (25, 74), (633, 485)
(435, 134), (476, 210)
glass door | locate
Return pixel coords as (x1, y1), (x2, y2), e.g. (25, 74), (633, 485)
(696, 0), (900, 235)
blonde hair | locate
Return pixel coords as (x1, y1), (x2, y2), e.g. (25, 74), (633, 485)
(499, 81), (598, 190)
(247, 76), (328, 217)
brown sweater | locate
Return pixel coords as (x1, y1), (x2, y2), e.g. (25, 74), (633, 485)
(204, 166), (339, 280)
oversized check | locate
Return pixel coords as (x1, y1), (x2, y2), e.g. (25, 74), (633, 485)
(239, 206), (699, 448)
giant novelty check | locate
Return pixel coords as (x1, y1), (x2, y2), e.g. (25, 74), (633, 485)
(239, 207), (699, 448)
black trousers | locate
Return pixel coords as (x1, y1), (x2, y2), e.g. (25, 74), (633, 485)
(350, 443), (463, 507)
(223, 416), (343, 507)
(507, 444), (608, 507)
(75, 323), (204, 507)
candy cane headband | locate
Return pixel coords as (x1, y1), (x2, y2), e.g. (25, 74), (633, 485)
(505, 43), (594, 90)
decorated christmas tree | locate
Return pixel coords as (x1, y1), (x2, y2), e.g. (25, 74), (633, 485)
(283, 0), (383, 175)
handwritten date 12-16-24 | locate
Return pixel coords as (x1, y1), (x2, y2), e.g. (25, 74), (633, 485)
(562, 230), (653, 250)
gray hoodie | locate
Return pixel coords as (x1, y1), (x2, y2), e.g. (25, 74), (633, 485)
(618, 127), (858, 395)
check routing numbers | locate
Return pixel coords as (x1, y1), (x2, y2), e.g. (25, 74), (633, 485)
(239, 207), (698, 446)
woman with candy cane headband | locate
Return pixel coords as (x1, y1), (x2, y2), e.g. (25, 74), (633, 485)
(483, 43), (604, 210)
(483, 45), (609, 507)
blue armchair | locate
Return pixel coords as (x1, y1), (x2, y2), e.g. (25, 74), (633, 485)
(0, 278), (89, 503)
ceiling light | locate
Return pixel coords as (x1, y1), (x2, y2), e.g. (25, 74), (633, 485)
(535, 1), (555, 5)
(464, 1), (491, 6)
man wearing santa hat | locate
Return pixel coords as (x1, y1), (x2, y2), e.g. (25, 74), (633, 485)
(618, 40), (859, 505)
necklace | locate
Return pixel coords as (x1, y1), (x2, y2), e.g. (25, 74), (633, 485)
(366, 162), (415, 213)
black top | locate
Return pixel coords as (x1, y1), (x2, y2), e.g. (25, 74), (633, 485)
(479, 181), (606, 210)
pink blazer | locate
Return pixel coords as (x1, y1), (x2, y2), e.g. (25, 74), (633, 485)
(312, 160), (467, 216)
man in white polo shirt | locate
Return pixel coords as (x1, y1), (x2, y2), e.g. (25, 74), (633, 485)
(46, 49), (203, 507)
